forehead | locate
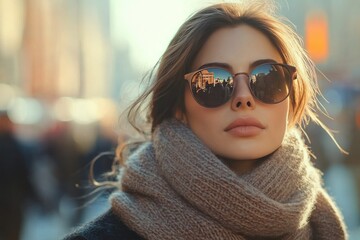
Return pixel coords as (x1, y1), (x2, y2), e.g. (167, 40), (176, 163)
(192, 24), (283, 71)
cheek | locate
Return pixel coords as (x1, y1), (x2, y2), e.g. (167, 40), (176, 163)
(266, 100), (289, 142)
(183, 87), (220, 139)
(184, 87), (207, 125)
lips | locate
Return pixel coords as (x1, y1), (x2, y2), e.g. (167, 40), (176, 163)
(224, 117), (265, 137)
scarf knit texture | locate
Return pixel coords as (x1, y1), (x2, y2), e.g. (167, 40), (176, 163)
(111, 118), (347, 239)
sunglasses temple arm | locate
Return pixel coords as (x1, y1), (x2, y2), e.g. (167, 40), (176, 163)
(184, 70), (202, 81)
(184, 72), (192, 80)
(292, 71), (297, 80)
(288, 65), (297, 80)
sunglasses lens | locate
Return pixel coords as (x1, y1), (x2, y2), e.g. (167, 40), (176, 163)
(250, 64), (291, 104)
(190, 68), (234, 108)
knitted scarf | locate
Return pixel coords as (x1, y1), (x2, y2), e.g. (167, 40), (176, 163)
(111, 118), (347, 239)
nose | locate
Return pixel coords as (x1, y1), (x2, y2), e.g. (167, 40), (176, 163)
(230, 74), (256, 111)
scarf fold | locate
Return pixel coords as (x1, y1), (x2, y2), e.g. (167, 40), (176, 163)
(111, 118), (347, 239)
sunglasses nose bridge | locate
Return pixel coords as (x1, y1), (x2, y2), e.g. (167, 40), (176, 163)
(233, 72), (249, 78)
(232, 72), (250, 89)
(230, 74), (256, 110)
(231, 72), (254, 99)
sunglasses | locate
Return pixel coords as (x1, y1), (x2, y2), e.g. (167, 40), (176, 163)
(184, 63), (297, 108)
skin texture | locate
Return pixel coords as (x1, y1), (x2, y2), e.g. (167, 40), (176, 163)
(183, 24), (290, 175)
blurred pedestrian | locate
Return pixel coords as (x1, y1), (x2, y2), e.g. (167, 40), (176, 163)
(0, 111), (34, 240)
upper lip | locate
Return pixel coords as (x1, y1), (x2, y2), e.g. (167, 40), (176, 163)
(224, 117), (265, 131)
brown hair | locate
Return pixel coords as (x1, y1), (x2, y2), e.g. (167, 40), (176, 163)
(91, 1), (345, 187)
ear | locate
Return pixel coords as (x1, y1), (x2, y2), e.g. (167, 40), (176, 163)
(175, 108), (188, 125)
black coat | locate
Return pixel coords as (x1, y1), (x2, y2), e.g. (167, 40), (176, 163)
(62, 210), (143, 240)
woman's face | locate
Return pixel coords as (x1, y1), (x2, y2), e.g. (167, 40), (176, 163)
(183, 24), (290, 164)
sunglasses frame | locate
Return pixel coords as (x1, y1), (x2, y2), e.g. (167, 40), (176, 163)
(184, 63), (297, 107)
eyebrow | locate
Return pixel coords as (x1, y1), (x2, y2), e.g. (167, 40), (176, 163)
(197, 58), (279, 71)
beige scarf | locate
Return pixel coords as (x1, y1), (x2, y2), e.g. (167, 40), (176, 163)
(111, 118), (347, 239)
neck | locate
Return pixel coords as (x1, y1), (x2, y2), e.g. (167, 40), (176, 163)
(219, 156), (268, 176)
(221, 158), (256, 175)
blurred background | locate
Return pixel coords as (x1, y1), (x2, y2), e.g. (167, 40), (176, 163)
(0, 0), (359, 239)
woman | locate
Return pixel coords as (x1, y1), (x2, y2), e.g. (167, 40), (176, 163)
(64, 1), (347, 239)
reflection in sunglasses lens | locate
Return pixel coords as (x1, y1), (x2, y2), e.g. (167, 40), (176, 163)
(250, 65), (290, 104)
(191, 68), (234, 108)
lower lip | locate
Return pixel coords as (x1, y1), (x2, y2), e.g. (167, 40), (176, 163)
(226, 126), (263, 137)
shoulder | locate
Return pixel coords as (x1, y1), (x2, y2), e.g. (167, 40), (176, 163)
(62, 209), (143, 240)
